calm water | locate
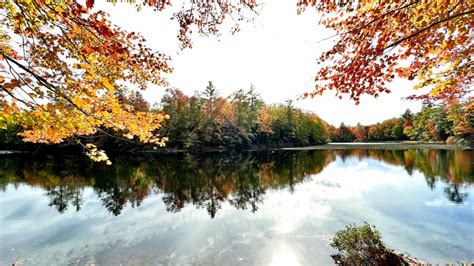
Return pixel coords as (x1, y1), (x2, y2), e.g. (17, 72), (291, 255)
(0, 149), (473, 265)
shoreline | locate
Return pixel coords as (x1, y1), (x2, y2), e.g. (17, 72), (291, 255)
(141, 141), (471, 153)
(280, 142), (470, 151)
(0, 141), (470, 156)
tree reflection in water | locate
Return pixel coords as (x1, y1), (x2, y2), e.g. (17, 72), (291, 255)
(0, 149), (472, 217)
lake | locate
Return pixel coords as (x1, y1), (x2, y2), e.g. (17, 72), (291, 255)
(1, 149), (473, 265)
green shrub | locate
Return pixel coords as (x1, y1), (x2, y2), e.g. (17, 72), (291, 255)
(330, 222), (387, 264)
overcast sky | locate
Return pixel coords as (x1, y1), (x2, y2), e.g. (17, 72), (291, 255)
(94, 1), (423, 126)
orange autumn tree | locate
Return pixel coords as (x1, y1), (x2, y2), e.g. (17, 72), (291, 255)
(0, 1), (171, 163)
(298, 0), (473, 103)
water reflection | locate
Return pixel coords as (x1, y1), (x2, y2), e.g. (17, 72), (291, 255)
(0, 149), (472, 217)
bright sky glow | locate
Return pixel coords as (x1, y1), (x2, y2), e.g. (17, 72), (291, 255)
(94, 1), (423, 126)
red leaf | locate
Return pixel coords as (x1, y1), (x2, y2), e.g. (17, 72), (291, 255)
(86, 0), (94, 9)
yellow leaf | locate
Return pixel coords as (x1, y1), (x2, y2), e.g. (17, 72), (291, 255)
(102, 77), (114, 91)
(87, 55), (98, 63)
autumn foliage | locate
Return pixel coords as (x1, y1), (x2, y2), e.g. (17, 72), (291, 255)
(299, 0), (473, 102)
(159, 82), (330, 149)
(1, 1), (170, 162)
(331, 100), (473, 145)
(86, 0), (259, 49)
(1, 0), (473, 161)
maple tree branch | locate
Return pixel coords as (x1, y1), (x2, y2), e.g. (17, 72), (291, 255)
(354, 0), (420, 32)
(38, 2), (106, 47)
(4, 59), (59, 118)
(2, 88), (31, 107)
(243, 2), (260, 16)
(2, 53), (91, 116)
(6, 64), (137, 145)
(384, 9), (474, 50)
(4, 61), (36, 106)
(317, 0), (421, 43)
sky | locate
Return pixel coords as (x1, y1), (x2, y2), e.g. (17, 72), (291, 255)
(93, 1), (423, 126)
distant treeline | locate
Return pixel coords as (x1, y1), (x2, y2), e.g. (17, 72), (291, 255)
(1, 81), (472, 151)
(331, 101), (473, 145)
(155, 82), (330, 149)
(1, 82), (331, 151)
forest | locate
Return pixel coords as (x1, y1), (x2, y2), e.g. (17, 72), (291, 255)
(1, 81), (331, 151)
(2, 81), (473, 152)
(158, 82), (331, 149)
(1, 1), (472, 163)
(331, 100), (473, 145)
